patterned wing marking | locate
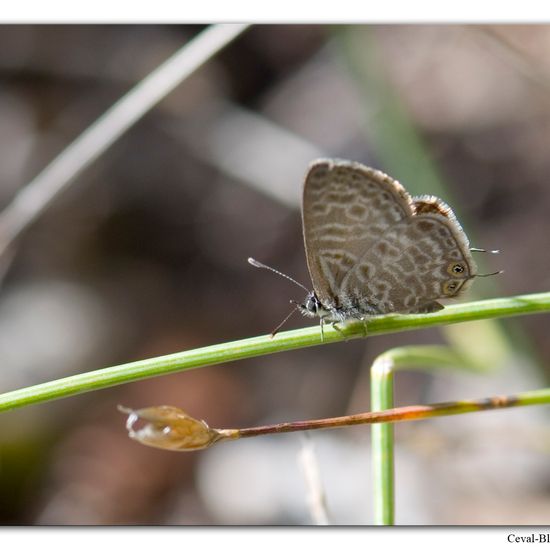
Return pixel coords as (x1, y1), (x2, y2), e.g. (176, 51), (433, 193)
(339, 211), (477, 315)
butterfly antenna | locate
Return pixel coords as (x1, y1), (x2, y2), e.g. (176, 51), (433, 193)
(474, 270), (504, 278)
(467, 270), (504, 281)
(248, 257), (310, 293)
(270, 304), (300, 338)
(470, 247), (501, 254)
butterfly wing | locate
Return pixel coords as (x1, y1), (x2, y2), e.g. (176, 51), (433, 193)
(302, 159), (414, 308)
(339, 196), (478, 314)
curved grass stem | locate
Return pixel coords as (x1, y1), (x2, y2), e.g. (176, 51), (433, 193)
(371, 354), (395, 525)
(368, 341), (520, 525)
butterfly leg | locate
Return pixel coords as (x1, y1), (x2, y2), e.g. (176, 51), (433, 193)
(331, 321), (353, 343)
(319, 318), (325, 342)
(360, 316), (368, 337)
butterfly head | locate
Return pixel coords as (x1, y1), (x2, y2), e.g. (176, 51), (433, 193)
(296, 291), (339, 322)
(298, 291), (322, 318)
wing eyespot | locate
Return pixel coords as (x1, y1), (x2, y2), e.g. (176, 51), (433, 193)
(448, 262), (466, 276)
(443, 279), (463, 295)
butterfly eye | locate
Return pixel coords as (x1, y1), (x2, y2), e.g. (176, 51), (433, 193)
(448, 263), (466, 276)
(306, 296), (318, 313)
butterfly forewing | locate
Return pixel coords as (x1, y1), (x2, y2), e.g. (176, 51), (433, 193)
(302, 159), (414, 308)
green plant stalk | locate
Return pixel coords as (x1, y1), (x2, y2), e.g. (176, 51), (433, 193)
(371, 354), (395, 525)
(368, 344), (485, 525)
(0, 292), (549, 413)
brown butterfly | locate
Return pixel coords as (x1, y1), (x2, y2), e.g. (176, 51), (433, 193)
(250, 159), (499, 336)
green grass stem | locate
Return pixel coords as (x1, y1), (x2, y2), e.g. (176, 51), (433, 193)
(0, 291), (548, 414)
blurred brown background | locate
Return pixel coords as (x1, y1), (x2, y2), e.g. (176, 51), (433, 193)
(0, 24), (549, 525)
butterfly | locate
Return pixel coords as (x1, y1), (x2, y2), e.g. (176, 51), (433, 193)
(250, 158), (499, 336)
